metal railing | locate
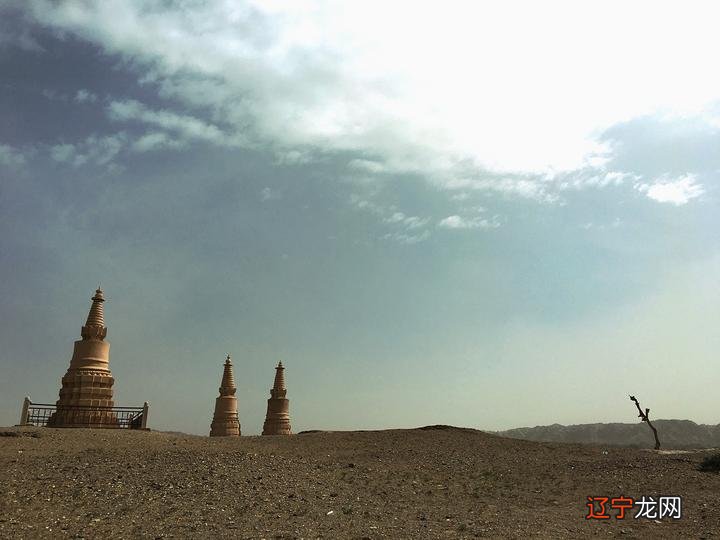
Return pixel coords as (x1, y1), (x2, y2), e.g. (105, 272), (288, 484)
(19, 397), (149, 429)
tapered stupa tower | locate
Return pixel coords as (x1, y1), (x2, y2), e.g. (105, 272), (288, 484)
(49, 288), (117, 427)
(209, 354), (241, 436)
(262, 361), (292, 435)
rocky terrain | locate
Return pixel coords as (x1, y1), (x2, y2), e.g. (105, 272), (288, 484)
(497, 419), (720, 449)
(1, 425), (719, 538)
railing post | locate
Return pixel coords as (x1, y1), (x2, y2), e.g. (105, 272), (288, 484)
(19, 396), (31, 425)
(141, 401), (149, 429)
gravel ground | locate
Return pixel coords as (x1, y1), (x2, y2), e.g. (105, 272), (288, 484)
(1, 425), (719, 539)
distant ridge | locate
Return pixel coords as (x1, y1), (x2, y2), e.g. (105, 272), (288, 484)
(417, 424), (476, 433)
(497, 419), (720, 449)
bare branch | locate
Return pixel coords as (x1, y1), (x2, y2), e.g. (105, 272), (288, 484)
(629, 395), (660, 450)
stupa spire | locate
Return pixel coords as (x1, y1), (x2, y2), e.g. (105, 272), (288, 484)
(48, 287), (116, 427)
(271, 360), (286, 395)
(262, 361), (292, 435)
(210, 354), (241, 436)
(218, 354), (236, 396)
(81, 288), (107, 340)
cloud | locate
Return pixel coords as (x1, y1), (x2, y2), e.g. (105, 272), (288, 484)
(384, 212), (428, 230)
(50, 133), (126, 168)
(0, 29), (44, 52)
(41, 89), (67, 101)
(0, 144), (27, 167)
(131, 131), (185, 153)
(402, 216), (429, 230)
(21, 1), (720, 207)
(74, 89), (97, 103)
(384, 212), (406, 224)
(350, 193), (431, 242)
(444, 176), (560, 203)
(438, 215), (500, 230)
(50, 143), (75, 163)
(107, 100), (237, 146)
(558, 170), (640, 190)
(273, 149), (314, 165)
(0, 6), (44, 53)
(381, 230), (430, 245)
(636, 174), (705, 206)
(348, 159), (386, 174)
(260, 187), (281, 201)
(350, 194), (382, 214)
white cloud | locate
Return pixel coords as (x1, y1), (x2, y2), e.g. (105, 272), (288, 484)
(445, 176), (560, 203)
(50, 133), (126, 168)
(50, 143), (75, 162)
(74, 89), (97, 103)
(384, 211), (429, 229)
(350, 193), (431, 241)
(0, 144), (27, 167)
(384, 212), (406, 224)
(82, 134), (125, 166)
(107, 100), (237, 146)
(41, 89), (66, 101)
(636, 174), (704, 206)
(24, 1), (720, 199)
(381, 230), (430, 245)
(572, 171), (638, 189)
(603, 171), (633, 186)
(350, 194), (384, 215)
(403, 216), (429, 230)
(439, 215), (500, 230)
(260, 187), (281, 201)
(439, 215), (468, 229)
(273, 149), (313, 165)
(348, 159), (386, 174)
(131, 131), (185, 153)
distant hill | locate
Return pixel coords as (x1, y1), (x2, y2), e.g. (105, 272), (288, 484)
(497, 420), (720, 449)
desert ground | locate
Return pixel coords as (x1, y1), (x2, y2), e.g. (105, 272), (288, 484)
(1, 425), (718, 539)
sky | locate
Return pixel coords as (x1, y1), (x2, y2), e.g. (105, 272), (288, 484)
(0, 0), (718, 435)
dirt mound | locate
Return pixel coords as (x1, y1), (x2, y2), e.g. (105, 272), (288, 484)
(1, 426), (718, 538)
(417, 424), (477, 433)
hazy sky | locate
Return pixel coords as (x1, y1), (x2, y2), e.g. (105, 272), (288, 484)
(1, 1), (718, 435)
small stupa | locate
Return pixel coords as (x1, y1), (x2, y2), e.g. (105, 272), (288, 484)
(209, 354), (241, 437)
(49, 288), (117, 427)
(262, 361), (292, 435)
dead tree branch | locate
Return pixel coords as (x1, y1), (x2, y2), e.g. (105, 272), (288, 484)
(629, 395), (660, 450)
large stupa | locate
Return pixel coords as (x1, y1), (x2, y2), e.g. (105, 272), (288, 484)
(262, 361), (292, 435)
(48, 288), (117, 427)
(209, 354), (241, 436)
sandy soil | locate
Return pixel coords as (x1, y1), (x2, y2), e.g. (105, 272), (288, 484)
(1, 425), (719, 539)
